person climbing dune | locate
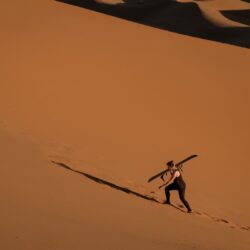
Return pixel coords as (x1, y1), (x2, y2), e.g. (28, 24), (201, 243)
(159, 160), (192, 213)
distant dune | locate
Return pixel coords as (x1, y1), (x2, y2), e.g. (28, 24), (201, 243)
(56, 0), (250, 48)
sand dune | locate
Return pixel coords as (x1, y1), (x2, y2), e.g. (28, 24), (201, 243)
(188, 0), (250, 27)
(1, 132), (250, 250)
(221, 9), (250, 26)
(198, 4), (247, 27)
(52, 160), (250, 232)
(180, 0), (250, 11)
(57, 0), (250, 48)
(1, 0), (250, 249)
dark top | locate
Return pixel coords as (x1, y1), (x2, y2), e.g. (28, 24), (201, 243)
(173, 169), (186, 187)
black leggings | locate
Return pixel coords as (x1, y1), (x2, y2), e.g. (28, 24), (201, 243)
(165, 183), (191, 211)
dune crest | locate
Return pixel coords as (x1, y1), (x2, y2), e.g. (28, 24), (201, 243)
(56, 0), (250, 48)
(179, 0), (250, 10)
(198, 5), (248, 27)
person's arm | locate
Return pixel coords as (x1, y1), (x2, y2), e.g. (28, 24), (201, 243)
(158, 171), (179, 189)
(160, 170), (168, 182)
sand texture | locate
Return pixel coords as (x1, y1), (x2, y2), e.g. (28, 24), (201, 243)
(1, 0), (250, 249)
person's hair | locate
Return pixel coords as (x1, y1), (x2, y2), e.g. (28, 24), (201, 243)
(167, 160), (174, 168)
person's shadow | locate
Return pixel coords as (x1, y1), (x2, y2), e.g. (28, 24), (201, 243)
(51, 160), (160, 203)
(55, 0), (250, 48)
(51, 160), (190, 213)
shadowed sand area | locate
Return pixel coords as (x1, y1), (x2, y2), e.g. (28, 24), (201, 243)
(56, 0), (250, 48)
(52, 160), (160, 203)
(222, 10), (250, 26)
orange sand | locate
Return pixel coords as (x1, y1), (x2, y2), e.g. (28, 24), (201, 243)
(1, 0), (250, 249)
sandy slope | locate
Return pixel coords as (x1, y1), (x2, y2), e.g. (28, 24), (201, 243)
(55, 0), (250, 48)
(1, 0), (250, 249)
(1, 132), (250, 250)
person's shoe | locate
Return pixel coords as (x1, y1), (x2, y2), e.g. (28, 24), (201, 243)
(163, 201), (171, 205)
(187, 209), (192, 213)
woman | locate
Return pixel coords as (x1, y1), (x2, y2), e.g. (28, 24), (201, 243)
(159, 161), (192, 213)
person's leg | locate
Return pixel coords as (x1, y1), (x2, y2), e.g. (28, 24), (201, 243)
(165, 183), (177, 204)
(178, 186), (192, 212)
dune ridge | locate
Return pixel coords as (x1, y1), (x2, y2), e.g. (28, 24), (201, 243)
(180, 0), (250, 10)
(56, 0), (250, 48)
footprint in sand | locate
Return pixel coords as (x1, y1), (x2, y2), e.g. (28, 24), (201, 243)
(192, 211), (250, 232)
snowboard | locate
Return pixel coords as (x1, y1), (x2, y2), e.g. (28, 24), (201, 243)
(147, 154), (198, 183)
